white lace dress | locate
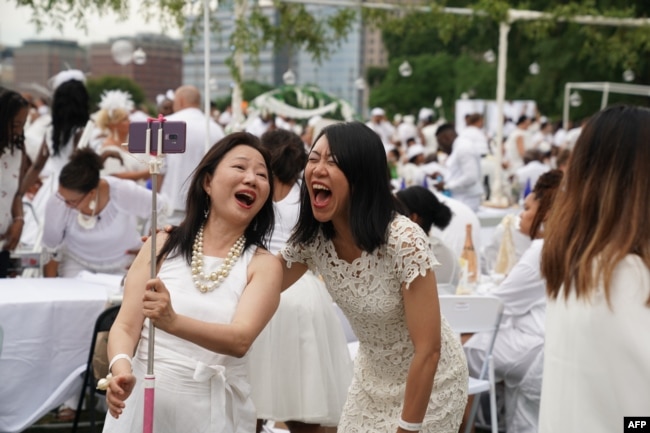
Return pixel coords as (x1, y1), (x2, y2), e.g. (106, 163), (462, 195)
(282, 215), (468, 432)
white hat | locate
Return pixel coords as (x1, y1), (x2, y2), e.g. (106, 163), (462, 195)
(418, 108), (434, 121)
(371, 107), (385, 117)
(49, 69), (86, 91)
(406, 144), (425, 161)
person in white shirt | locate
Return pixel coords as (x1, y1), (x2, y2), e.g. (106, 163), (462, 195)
(418, 109), (439, 155)
(459, 113), (489, 156)
(246, 111), (276, 138)
(540, 105), (650, 433)
(514, 149), (550, 200)
(399, 142), (427, 188)
(160, 85), (224, 225)
(43, 148), (167, 278)
(365, 107), (395, 153)
(434, 123), (484, 212)
(503, 115), (532, 176)
(464, 170), (563, 433)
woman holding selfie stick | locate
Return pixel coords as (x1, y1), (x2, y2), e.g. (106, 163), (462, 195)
(280, 122), (468, 432)
(103, 132), (282, 432)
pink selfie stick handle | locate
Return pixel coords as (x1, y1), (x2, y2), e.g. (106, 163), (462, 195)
(143, 374), (155, 433)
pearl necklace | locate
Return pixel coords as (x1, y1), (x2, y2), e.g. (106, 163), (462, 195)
(191, 224), (246, 293)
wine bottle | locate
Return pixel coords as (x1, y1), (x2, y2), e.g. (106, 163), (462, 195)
(460, 224), (478, 284)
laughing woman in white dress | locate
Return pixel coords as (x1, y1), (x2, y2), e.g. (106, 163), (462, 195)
(247, 129), (352, 433)
(103, 132), (282, 433)
(540, 105), (650, 433)
(280, 122), (468, 433)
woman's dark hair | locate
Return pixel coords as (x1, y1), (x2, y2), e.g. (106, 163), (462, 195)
(528, 169), (563, 239)
(290, 121), (400, 253)
(158, 132), (275, 264)
(59, 148), (102, 192)
(260, 129), (307, 185)
(51, 80), (90, 156)
(395, 186), (452, 233)
(543, 105), (650, 305)
(0, 88), (29, 155)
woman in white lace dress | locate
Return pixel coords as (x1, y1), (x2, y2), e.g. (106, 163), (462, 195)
(280, 122), (468, 433)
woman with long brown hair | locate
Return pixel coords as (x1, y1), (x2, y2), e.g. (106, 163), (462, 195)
(540, 105), (650, 432)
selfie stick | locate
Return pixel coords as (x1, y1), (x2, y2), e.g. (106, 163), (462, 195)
(143, 114), (166, 433)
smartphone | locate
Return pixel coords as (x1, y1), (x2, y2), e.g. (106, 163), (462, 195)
(128, 121), (187, 154)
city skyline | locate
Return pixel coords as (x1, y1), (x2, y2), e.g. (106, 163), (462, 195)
(0, 2), (182, 48)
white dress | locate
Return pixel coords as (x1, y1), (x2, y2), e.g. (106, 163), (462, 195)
(0, 148), (22, 242)
(103, 246), (258, 433)
(247, 182), (353, 426)
(282, 215), (468, 433)
(539, 254), (650, 433)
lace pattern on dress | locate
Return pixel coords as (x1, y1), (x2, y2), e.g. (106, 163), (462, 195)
(282, 215), (468, 432)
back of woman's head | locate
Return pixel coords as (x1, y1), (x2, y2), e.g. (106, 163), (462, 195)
(395, 186), (452, 233)
(95, 108), (129, 132)
(527, 169), (563, 239)
(159, 132), (275, 264)
(59, 148), (102, 192)
(542, 105), (650, 305)
(0, 88), (28, 154)
(260, 129), (306, 185)
(51, 80), (90, 155)
(291, 121), (399, 252)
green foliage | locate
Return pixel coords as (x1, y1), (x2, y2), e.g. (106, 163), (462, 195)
(213, 80), (275, 111)
(86, 76), (146, 112)
(369, 53), (496, 119)
(244, 2), (357, 71)
(373, 0), (650, 119)
(242, 80), (275, 102)
(17, 0), (186, 38)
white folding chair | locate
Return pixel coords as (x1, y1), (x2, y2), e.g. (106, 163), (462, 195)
(438, 295), (504, 433)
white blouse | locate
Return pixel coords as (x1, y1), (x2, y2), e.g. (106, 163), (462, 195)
(42, 176), (165, 274)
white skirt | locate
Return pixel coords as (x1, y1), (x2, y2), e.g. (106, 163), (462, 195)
(247, 272), (353, 426)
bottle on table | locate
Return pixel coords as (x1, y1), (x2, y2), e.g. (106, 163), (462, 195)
(456, 224), (478, 295)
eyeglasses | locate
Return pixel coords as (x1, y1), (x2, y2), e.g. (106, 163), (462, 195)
(56, 190), (90, 208)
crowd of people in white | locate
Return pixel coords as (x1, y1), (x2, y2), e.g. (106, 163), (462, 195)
(2, 68), (648, 433)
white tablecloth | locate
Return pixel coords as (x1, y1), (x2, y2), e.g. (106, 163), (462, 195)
(0, 278), (113, 433)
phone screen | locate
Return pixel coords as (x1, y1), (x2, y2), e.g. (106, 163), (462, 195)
(128, 121), (187, 154)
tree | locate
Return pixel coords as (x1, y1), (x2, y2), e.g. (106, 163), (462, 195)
(366, 0), (650, 119)
(86, 75), (146, 111)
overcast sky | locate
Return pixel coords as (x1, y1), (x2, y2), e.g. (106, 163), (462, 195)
(0, 2), (182, 48)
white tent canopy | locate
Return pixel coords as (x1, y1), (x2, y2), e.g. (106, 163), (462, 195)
(563, 81), (650, 128)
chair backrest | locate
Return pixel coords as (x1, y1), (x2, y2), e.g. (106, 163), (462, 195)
(439, 295), (504, 381)
(439, 295), (504, 334)
(94, 304), (121, 335)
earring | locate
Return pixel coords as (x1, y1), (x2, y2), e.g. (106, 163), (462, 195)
(204, 196), (210, 219)
(88, 198), (97, 211)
